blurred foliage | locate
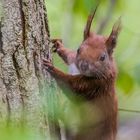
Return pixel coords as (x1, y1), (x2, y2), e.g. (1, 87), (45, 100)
(0, 125), (44, 140)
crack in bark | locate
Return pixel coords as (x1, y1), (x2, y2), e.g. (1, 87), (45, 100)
(0, 21), (4, 54)
(33, 51), (40, 78)
(18, 0), (30, 71)
(12, 50), (21, 80)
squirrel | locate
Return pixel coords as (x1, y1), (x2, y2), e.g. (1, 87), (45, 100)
(43, 8), (121, 140)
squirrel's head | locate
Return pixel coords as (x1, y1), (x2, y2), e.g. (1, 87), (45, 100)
(76, 8), (121, 78)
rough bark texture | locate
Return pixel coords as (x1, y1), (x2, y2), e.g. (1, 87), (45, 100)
(0, 0), (58, 138)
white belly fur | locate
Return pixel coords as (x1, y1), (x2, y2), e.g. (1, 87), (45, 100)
(69, 63), (80, 75)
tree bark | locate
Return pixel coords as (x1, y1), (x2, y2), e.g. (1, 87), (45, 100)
(0, 0), (59, 139)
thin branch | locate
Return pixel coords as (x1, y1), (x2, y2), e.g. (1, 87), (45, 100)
(119, 108), (140, 114)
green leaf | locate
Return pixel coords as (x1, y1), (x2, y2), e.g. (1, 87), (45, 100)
(117, 70), (134, 94)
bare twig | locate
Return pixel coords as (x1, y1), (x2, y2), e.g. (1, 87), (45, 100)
(119, 108), (140, 114)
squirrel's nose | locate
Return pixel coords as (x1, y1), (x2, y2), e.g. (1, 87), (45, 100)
(80, 61), (89, 72)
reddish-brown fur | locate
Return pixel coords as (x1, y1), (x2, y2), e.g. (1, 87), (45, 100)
(43, 9), (121, 140)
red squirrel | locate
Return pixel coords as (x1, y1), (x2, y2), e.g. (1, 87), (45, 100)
(43, 8), (121, 140)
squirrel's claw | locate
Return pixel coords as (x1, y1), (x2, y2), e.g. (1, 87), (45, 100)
(51, 39), (63, 53)
(42, 58), (54, 72)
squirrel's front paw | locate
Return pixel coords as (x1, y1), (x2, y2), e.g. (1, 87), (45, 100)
(51, 39), (63, 52)
(42, 58), (54, 73)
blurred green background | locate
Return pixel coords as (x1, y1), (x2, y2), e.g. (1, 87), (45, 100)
(47, 0), (140, 120)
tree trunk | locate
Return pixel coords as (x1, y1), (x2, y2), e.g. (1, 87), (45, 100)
(0, 0), (59, 139)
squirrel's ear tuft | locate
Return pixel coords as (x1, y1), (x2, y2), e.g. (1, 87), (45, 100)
(83, 6), (98, 41)
(106, 17), (121, 55)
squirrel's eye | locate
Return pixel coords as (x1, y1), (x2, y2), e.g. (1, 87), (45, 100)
(100, 54), (106, 61)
